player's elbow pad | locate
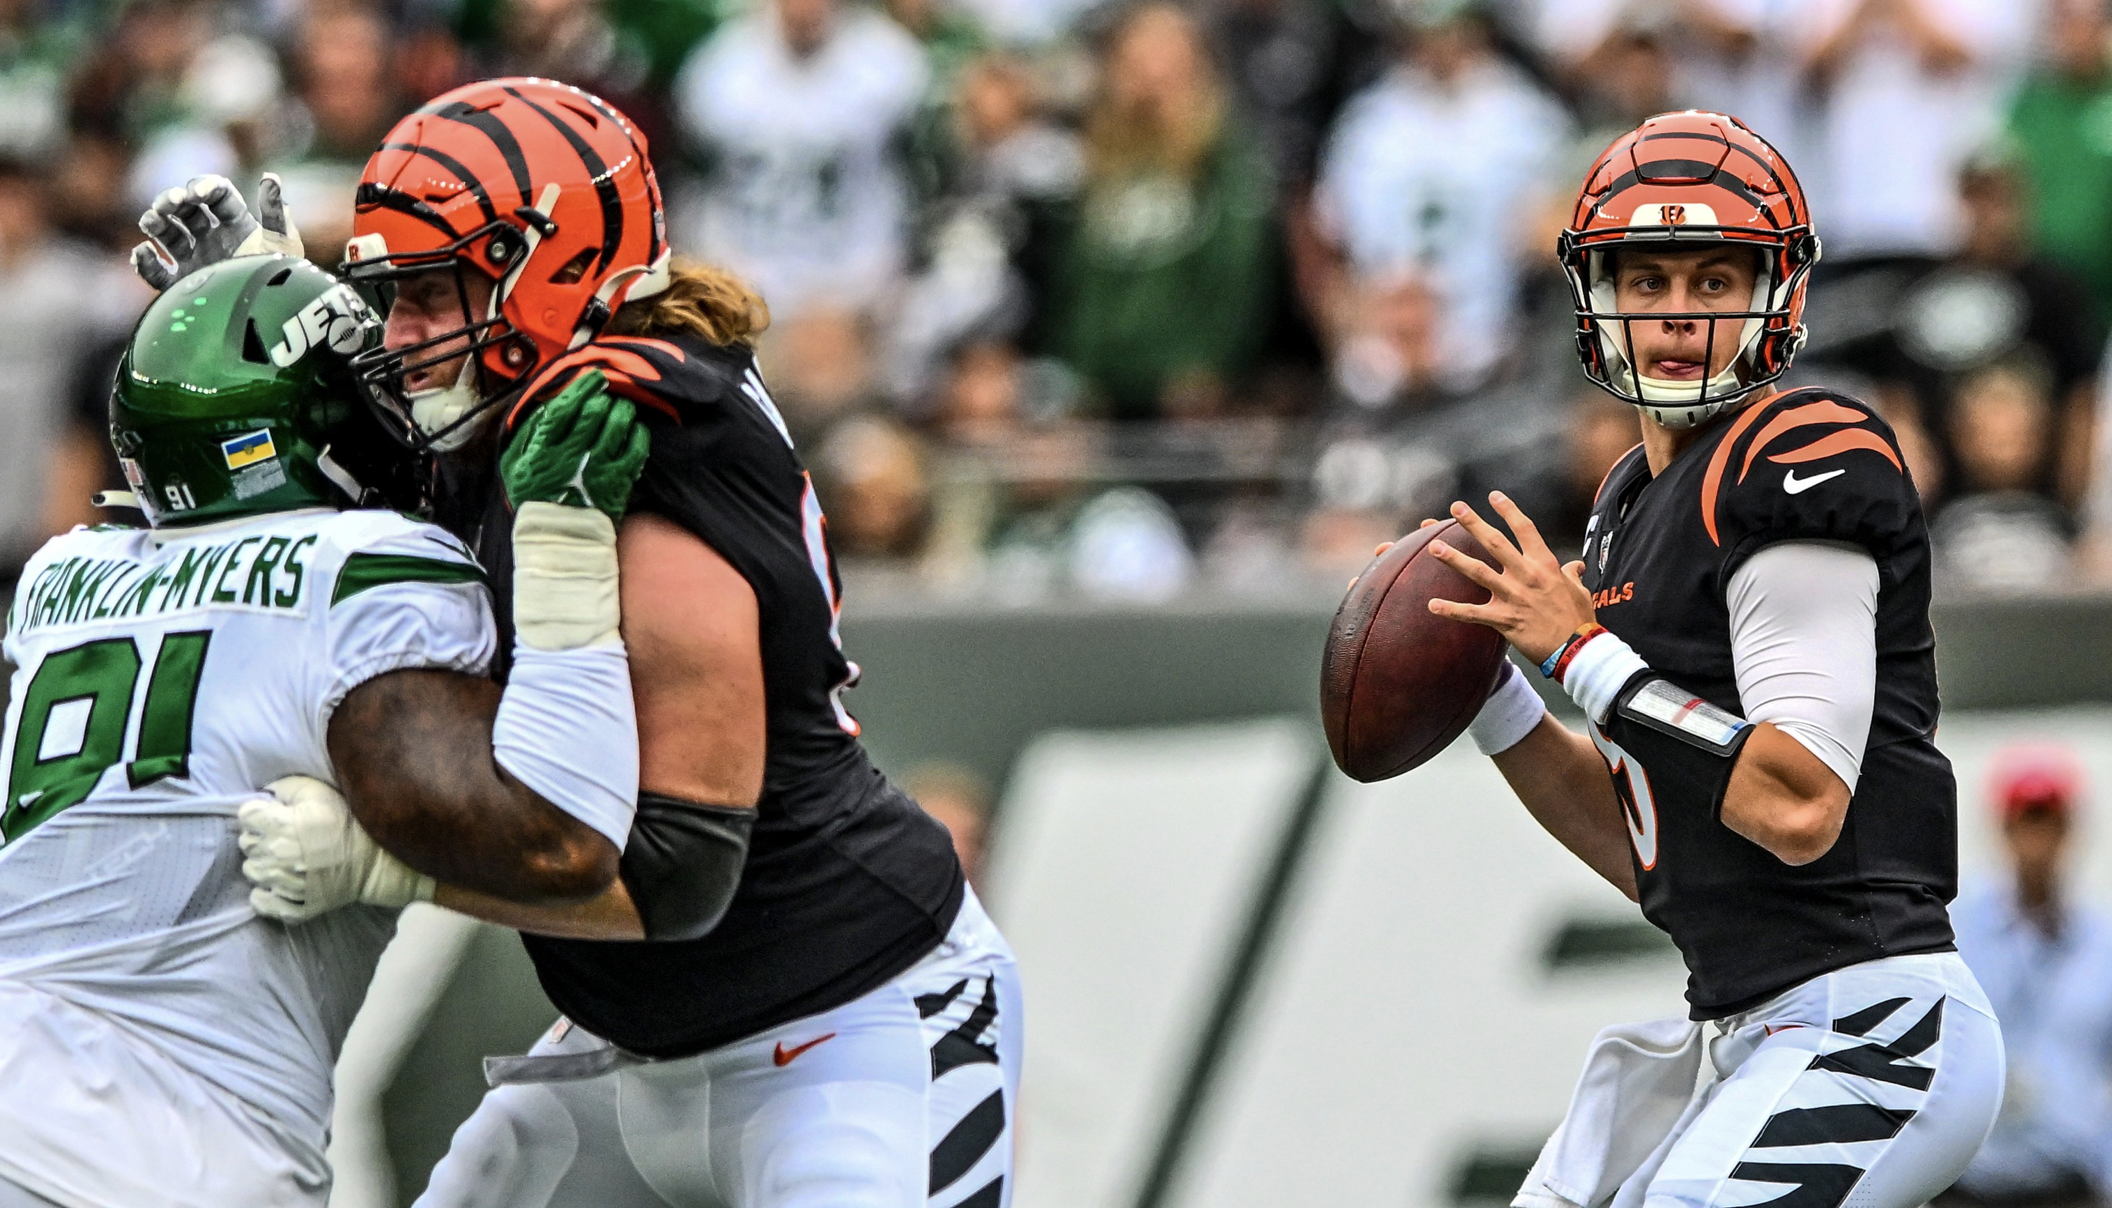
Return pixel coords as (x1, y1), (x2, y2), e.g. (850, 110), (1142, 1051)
(619, 793), (754, 942)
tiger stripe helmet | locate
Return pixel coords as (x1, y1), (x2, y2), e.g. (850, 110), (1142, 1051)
(344, 76), (670, 450)
(1558, 111), (1820, 428)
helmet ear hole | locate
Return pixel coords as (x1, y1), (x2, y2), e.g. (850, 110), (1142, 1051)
(549, 248), (596, 285)
(242, 320), (271, 365)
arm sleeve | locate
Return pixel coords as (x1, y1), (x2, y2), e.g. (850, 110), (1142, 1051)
(1724, 540), (1879, 792)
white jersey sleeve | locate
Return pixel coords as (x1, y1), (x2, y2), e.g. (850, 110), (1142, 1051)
(311, 512), (497, 732)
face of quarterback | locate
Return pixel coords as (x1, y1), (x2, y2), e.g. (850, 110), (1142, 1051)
(382, 267), (497, 393)
(1609, 247), (1760, 385)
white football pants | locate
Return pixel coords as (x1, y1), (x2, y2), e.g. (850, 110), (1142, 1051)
(414, 888), (1021, 1208)
(1621, 951), (2004, 1208)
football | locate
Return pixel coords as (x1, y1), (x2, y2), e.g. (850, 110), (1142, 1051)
(1320, 520), (1510, 782)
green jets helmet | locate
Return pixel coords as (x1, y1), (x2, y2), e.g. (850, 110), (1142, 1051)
(111, 254), (422, 528)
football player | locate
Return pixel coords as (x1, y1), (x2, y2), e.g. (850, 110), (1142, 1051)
(0, 254), (648, 1208)
(135, 78), (1019, 1208)
(1418, 112), (2003, 1206)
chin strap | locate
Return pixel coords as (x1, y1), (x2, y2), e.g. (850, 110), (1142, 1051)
(568, 249), (673, 351)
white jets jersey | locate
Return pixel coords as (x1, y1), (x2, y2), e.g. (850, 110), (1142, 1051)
(673, 6), (929, 314)
(0, 507), (493, 1207)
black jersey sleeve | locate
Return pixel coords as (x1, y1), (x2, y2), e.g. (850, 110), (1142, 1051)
(1700, 389), (1921, 584)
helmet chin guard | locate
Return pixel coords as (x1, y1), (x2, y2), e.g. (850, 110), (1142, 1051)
(1559, 111), (1820, 428)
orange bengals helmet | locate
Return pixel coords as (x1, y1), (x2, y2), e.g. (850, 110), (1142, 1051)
(1559, 111), (1819, 429)
(343, 77), (669, 451)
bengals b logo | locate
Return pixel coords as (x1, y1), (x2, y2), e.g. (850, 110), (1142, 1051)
(1663, 204), (1688, 226)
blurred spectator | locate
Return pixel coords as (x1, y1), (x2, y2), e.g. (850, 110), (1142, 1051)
(1062, 484), (1195, 599)
(1930, 356), (2073, 592)
(50, 133), (138, 251)
(671, 0), (928, 318)
(951, 0), (1093, 51)
(952, 411), (1198, 600)
(887, 0), (986, 98)
(476, 0), (655, 135)
(0, 0), (82, 161)
(66, 0), (212, 145)
(454, 0), (715, 105)
(0, 158), (133, 585)
(759, 306), (878, 438)
(1572, 20), (1678, 136)
(904, 762), (991, 885)
(817, 413), (934, 559)
(1050, 2), (1276, 422)
(1798, 0), (2037, 258)
(1541, 386), (1640, 557)
(886, 53), (1082, 405)
(2008, 0), (2112, 324)
(1203, 0), (1379, 195)
(269, 2), (410, 262)
(1673, 0), (1811, 165)
(1947, 746), (2112, 1208)
(1312, 1), (1566, 402)
(125, 32), (283, 213)
(1892, 156), (2101, 499)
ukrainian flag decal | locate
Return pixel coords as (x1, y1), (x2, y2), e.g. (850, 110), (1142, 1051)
(221, 430), (278, 470)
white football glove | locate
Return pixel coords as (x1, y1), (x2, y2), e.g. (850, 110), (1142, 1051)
(132, 172), (305, 292)
(238, 775), (433, 924)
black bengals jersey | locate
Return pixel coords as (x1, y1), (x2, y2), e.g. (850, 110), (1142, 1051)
(435, 331), (964, 1058)
(1580, 387), (1956, 1019)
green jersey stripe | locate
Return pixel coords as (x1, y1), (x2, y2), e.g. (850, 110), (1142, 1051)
(331, 553), (487, 606)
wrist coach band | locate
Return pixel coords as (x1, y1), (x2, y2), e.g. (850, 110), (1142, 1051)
(1542, 622), (1608, 680)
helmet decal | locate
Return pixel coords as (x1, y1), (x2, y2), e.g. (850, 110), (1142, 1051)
(268, 284), (379, 367)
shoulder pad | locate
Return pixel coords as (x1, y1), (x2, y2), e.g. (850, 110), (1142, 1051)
(506, 335), (750, 434)
(315, 510), (485, 608)
(1698, 388), (1917, 560)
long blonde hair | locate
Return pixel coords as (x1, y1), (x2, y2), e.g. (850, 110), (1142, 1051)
(607, 260), (771, 348)
(1083, 4), (1226, 182)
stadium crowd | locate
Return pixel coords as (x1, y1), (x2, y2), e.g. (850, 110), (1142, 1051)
(0, 0), (2110, 601)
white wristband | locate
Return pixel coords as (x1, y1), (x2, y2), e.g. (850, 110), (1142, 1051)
(1561, 631), (1651, 724)
(1469, 661), (1547, 756)
(513, 501), (621, 652)
(493, 643), (640, 850)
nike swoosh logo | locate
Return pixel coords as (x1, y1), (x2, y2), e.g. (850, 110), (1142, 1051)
(1782, 468), (1846, 495)
(773, 1032), (837, 1066)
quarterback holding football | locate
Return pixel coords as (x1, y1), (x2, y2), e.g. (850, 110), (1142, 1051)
(1430, 111), (2002, 1207)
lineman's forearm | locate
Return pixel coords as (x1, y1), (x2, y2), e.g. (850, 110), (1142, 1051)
(329, 669), (620, 902)
(1492, 716), (1638, 901)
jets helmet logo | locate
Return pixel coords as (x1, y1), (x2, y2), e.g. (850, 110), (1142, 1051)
(269, 284), (376, 368)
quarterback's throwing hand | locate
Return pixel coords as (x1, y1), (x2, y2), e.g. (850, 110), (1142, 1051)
(1426, 492), (1597, 664)
(239, 776), (434, 924)
(500, 370), (652, 522)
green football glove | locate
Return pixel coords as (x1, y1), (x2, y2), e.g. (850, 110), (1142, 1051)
(500, 370), (652, 523)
